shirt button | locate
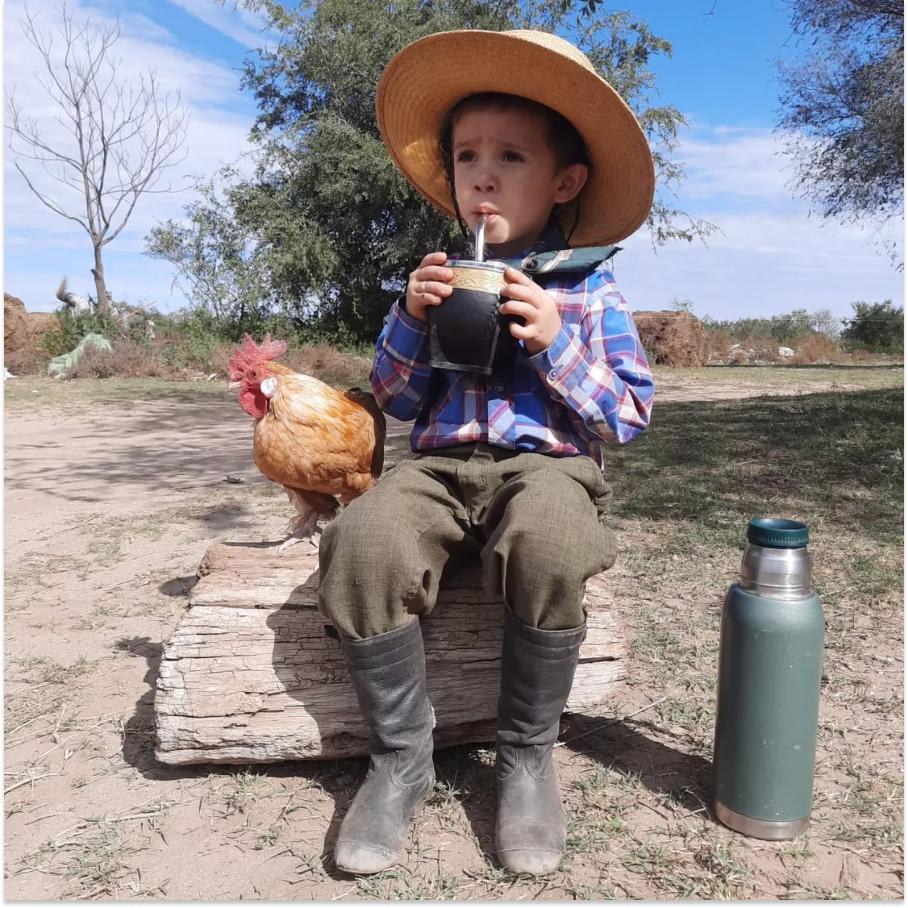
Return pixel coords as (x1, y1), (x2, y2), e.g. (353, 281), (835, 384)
(492, 382), (504, 393)
(548, 370), (558, 380)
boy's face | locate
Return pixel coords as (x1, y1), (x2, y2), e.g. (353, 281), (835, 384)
(451, 106), (587, 257)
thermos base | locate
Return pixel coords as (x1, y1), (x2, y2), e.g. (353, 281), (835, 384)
(714, 800), (809, 840)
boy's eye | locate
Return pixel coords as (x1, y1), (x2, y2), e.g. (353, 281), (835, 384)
(455, 150), (475, 163)
(503, 150), (525, 162)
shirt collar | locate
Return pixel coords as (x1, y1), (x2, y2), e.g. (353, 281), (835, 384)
(489, 223), (621, 276)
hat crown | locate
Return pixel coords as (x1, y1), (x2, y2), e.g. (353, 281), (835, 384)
(501, 29), (597, 74)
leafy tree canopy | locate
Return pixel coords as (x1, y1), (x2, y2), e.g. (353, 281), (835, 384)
(149, 0), (714, 342)
(775, 0), (903, 229)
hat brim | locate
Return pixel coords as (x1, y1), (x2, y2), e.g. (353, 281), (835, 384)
(376, 30), (655, 246)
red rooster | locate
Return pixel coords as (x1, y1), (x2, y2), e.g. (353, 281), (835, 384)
(227, 335), (386, 551)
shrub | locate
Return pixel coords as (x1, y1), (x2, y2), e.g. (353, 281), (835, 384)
(284, 342), (373, 388)
(39, 310), (120, 358)
(841, 300), (903, 354)
(790, 333), (841, 365)
(66, 337), (178, 379)
(706, 328), (735, 360)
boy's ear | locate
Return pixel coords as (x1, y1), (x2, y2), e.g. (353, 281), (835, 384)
(553, 163), (589, 204)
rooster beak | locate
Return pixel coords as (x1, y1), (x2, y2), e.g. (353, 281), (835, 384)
(227, 381), (242, 392)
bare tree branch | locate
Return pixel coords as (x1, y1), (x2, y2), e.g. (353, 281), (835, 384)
(4, 0), (189, 310)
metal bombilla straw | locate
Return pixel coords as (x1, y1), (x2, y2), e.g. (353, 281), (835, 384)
(474, 213), (487, 263)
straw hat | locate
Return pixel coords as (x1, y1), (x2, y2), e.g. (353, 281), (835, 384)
(376, 29), (655, 247)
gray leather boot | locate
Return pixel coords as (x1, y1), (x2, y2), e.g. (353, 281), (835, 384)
(495, 609), (586, 875)
(334, 619), (436, 875)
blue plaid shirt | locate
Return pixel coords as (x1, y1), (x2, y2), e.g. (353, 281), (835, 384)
(370, 261), (654, 467)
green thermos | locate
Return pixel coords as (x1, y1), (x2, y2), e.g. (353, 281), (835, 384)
(712, 517), (824, 840)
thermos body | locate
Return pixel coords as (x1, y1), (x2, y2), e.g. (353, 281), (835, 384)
(712, 519), (824, 840)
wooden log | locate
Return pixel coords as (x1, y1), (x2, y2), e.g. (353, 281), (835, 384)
(154, 541), (626, 765)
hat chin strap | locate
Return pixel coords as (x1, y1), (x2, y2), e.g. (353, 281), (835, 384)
(441, 155), (473, 248)
(558, 198), (581, 246)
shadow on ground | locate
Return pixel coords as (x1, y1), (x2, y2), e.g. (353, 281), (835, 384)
(609, 388), (903, 546)
(6, 394), (416, 505)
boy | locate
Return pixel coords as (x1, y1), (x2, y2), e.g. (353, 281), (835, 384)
(319, 29), (655, 876)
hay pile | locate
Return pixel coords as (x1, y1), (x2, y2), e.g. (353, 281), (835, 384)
(633, 309), (710, 367)
(28, 311), (57, 339)
(5, 294), (58, 373)
(4, 294), (29, 357)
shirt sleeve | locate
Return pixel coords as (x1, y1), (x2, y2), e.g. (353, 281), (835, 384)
(527, 266), (654, 444)
(369, 298), (435, 421)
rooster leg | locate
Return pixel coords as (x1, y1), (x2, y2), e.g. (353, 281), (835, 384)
(278, 496), (318, 553)
(278, 529), (319, 553)
(279, 488), (337, 553)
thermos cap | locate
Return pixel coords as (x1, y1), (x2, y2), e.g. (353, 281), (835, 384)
(747, 517), (809, 549)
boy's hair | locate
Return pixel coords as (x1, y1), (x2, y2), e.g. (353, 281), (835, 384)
(441, 92), (590, 171)
(438, 92), (590, 245)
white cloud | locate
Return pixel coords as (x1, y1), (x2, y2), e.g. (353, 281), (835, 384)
(662, 125), (809, 206)
(611, 122), (905, 321)
(166, 0), (276, 50)
(619, 207), (902, 321)
(4, 3), (902, 325)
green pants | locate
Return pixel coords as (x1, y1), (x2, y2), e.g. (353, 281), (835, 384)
(318, 444), (617, 640)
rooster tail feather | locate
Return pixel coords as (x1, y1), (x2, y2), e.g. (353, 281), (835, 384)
(56, 277), (68, 302)
(344, 387), (387, 478)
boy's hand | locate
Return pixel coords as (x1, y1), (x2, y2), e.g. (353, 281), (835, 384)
(405, 252), (453, 323)
(500, 267), (563, 354)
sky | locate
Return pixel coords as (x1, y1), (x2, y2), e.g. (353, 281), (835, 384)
(3, 0), (904, 323)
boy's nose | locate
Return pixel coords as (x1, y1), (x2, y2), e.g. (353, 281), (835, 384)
(472, 162), (498, 193)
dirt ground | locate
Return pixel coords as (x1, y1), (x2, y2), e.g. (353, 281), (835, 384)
(4, 365), (903, 900)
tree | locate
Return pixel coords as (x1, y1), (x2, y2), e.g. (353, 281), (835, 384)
(150, 0), (713, 342)
(775, 1), (903, 230)
(769, 308), (813, 344)
(146, 171), (278, 330)
(6, 2), (188, 312)
(808, 308), (840, 339)
(841, 300), (903, 353)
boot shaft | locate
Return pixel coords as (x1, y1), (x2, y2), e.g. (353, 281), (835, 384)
(496, 610), (586, 751)
(339, 619), (435, 773)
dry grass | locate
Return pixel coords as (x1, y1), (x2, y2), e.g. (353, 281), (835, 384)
(789, 333), (841, 365)
(66, 339), (178, 379)
(7, 325), (374, 388)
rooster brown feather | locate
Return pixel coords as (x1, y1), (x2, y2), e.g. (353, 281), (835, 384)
(228, 334), (386, 550)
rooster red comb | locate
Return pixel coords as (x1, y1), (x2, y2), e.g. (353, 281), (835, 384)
(228, 334), (288, 381)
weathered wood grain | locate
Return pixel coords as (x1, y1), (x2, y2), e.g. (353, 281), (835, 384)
(155, 542), (625, 765)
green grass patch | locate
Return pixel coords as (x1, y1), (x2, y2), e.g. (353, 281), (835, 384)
(651, 364), (904, 393)
(610, 388), (903, 546)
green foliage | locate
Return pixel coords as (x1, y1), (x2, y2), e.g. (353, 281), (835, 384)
(841, 300), (903, 353)
(154, 0), (714, 343)
(146, 172), (289, 333)
(776, 1), (903, 230)
(702, 308), (840, 346)
(40, 310), (122, 358)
